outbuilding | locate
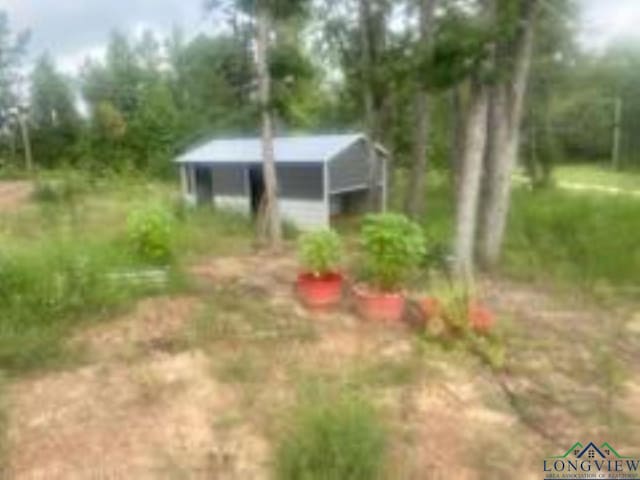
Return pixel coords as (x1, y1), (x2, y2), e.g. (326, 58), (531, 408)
(175, 133), (388, 230)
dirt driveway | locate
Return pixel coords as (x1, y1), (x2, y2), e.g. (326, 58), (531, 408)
(0, 181), (32, 213)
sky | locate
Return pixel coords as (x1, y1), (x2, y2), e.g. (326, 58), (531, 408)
(1, 0), (640, 74)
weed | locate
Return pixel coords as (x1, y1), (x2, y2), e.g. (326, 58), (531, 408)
(0, 239), (149, 373)
(126, 204), (174, 264)
(189, 285), (315, 344)
(215, 350), (266, 384)
(274, 390), (386, 480)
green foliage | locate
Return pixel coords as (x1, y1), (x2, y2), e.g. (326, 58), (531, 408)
(360, 213), (426, 291)
(32, 171), (88, 204)
(126, 205), (174, 264)
(505, 186), (640, 295)
(0, 240), (137, 373)
(275, 393), (386, 480)
(30, 54), (80, 167)
(297, 229), (342, 275)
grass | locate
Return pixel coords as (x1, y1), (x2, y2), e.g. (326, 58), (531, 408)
(505, 187), (640, 295)
(0, 171), (255, 374)
(189, 284), (315, 344)
(554, 163), (640, 192)
(274, 388), (387, 480)
(389, 167), (640, 298)
(0, 373), (6, 475)
(0, 238), (155, 373)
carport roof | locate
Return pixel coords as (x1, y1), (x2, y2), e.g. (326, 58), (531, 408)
(175, 133), (378, 164)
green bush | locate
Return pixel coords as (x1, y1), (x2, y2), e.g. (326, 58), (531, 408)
(298, 229), (343, 275)
(126, 205), (174, 264)
(360, 213), (427, 291)
(275, 394), (386, 480)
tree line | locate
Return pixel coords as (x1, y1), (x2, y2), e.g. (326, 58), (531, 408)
(3, 0), (634, 279)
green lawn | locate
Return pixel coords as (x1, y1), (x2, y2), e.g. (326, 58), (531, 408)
(553, 164), (640, 192)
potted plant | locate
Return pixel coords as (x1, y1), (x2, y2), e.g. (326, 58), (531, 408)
(353, 214), (426, 323)
(468, 300), (495, 335)
(296, 229), (344, 309)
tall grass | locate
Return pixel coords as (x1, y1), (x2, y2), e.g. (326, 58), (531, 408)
(0, 238), (152, 373)
(274, 392), (386, 480)
(392, 168), (639, 296)
(505, 188), (640, 294)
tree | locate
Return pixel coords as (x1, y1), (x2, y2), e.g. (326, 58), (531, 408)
(206, 0), (311, 247)
(477, 0), (540, 269)
(30, 54), (79, 167)
(254, 1), (283, 245)
(405, 0), (437, 220)
(453, 78), (489, 281)
(0, 10), (29, 168)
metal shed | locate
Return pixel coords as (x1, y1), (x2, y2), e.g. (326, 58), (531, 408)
(175, 133), (388, 230)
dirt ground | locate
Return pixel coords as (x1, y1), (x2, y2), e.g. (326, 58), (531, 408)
(4, 251), (640, 479)
(0, 181), (31, 213)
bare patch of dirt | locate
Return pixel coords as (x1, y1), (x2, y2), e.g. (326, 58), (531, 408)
(6, 351), (269, 480)
(0, 181), (32, 213)
(72, 296), (200, 361)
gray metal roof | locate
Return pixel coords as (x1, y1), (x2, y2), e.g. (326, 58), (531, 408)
(175, 133), (367, 164)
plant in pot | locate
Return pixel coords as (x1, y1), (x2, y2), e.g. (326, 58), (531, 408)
(296, 229), (344, 309)
(354, 213), (426, 323)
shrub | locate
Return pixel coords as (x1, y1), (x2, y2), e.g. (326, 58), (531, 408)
(275, 394), (386, 480)
(298, 229), (343, 275)
(360, 213), (426, 291)
(126, 205), (174, 264)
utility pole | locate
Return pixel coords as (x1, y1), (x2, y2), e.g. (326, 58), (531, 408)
(16, 106), (33, 173)
(611, 97), (622, 170)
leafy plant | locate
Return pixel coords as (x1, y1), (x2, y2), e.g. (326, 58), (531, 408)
(298, 229), (342, 275)
(360, 213), (426, 291)
(275, 393), (386, 480)
(126, 205), (174, 264)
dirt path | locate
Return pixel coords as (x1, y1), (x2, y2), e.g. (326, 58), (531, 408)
(4, 252), (639, 479)
(0, 181), (32, 213)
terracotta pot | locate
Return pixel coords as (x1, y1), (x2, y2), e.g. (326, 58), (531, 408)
(468, 301), (495, 335)
(296, 272), (344, 309)
(419, 296), (441, 321)
(352, 284), (406, 323)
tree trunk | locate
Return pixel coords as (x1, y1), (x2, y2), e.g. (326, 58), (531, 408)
(453, 80), (489, 282)
(255, 4), (282, 247)
(449, 85), (464, 199)
(405, 0), (437, 220)
(477, 0), (538, 269)
(358, 0), (379, 211)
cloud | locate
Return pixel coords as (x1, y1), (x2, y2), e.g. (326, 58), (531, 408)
(1, 0), (208, 72)
(579, 0), (640, 51)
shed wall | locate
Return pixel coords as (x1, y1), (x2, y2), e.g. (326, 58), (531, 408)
(276, 165), (323, 199)
(328, 139), (384, 193)
(211, 165), (246, 196)
(279, 198), (328, 229)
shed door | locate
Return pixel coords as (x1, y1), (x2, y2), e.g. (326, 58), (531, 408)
(248, 166), (264, 216)
(194, 167), (213, 205)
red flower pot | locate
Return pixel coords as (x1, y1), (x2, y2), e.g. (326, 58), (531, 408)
(419, 296), (441, 321)
(352, 284), (406, 323)
(468, 301), (495, 335)
(296, 272), (344, 309)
